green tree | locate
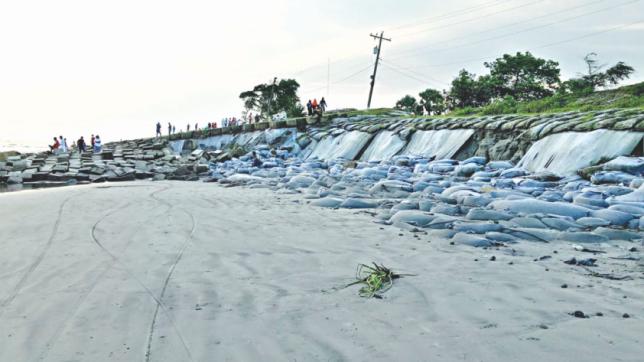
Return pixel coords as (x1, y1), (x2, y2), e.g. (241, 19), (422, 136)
(395, 95), (418, 113)
(484, 51), (561, 101)
(418, 88), (445, 115)
(239, 90), (259, 112)
(446, 70), (494, 110)
(239, 78), (304, 118)
(563, 53), (635, 94)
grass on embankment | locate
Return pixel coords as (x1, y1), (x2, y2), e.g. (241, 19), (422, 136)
(451, 82), (644, 117)
(327, 82), (644, 119)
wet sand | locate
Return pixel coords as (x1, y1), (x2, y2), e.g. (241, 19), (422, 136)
(0, 181), (642, 361)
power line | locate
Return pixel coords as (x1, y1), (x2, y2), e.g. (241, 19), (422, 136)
(389, 0), (640, 61)
(300, 63), (373, 95)
(394, 0), (606, 54)
(386, 0), (513, 31)
(290, 2), (542, 81)
(410, 18), (644, 69)
(381, 59), (449, 86)
(393, 0), (544, 38)
(532, 19), (644, 49)
(335, 64), (374, 84)
(290, 55), (370, 77)
(290, 1), (517, 78)
(380, 61), (436, 85)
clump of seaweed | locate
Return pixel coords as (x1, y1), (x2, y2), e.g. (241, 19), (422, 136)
(345, 263), (412, 299)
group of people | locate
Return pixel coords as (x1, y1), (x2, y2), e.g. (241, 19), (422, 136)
(221, 117), (241, 127)
(222, 113), (262, 127)
(156, 115), (264, 137)
(306, 97), (327, 116)
(49, 134), (101, 154)
(155, 100), (329, 138)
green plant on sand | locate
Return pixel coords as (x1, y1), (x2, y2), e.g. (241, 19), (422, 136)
(344, 263), (412, 299)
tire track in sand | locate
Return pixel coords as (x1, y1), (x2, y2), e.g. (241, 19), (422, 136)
(77, 183), (193, 362)
(145, 184), (196, 362)
(0, 192), (81, 317)
(37, 185), (168, 361)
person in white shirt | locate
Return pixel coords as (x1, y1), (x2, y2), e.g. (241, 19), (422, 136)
(93, 135), (102, 153)
(59, 136), (67, 153)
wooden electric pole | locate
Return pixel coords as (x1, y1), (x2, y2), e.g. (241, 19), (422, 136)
(367, 31), (391, 109)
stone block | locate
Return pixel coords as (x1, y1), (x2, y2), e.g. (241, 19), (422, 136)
(255, 122), (269, 130)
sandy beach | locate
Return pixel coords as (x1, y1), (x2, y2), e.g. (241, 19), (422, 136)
(1, 181), (642, 361)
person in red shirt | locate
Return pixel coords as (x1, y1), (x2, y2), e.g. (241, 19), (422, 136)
(312, 98), (319, 109)
(49, 137), (60, 152)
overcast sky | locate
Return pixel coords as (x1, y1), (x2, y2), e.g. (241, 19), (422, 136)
(1, 0), (642, 146)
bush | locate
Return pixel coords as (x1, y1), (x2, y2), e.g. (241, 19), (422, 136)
(450, 106), (479, 116)
(625, 82), (644, 97)
(479, 96), (518, 115)
(517, 93), (572, 113)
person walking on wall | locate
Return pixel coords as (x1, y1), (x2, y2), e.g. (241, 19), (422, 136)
(320, 97), (327, 112)
(77, 136), (86, 153)
(306, 100), (313, 116)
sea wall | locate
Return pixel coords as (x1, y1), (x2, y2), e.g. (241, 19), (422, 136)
(1, 108), (643, 188)
(168, 108), (644, 176)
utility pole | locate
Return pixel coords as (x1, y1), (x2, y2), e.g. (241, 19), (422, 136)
(367, 31), (391, 109)
(327, 58), (330, 96)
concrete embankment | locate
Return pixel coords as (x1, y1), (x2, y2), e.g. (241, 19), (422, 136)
(1, 108), (643, 189)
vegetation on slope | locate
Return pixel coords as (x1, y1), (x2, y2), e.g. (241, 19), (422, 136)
(451, 81), (644, 116)
(393, 52), (640, 117)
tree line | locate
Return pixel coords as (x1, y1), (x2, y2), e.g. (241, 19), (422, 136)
(394, 52), (635, 115)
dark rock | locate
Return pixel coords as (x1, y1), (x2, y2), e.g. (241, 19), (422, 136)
(89, 175), (106, 183)
(75, 173), (90, 182)
(90, 166), (106, 175)
(52, 164), (69, 173)
(214, 152), (232, 163)
(107, 173), (135, 182)
(48, 173), (72, 182)
(570, 311), (588, 319)
(135, 171), (154, 179)
(168, 175), (187, 181)
(173, 166), (191, 176)
(564, 258), (597, 267)
(7, 175), (22, 184)
(194, 164), (209, 173)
